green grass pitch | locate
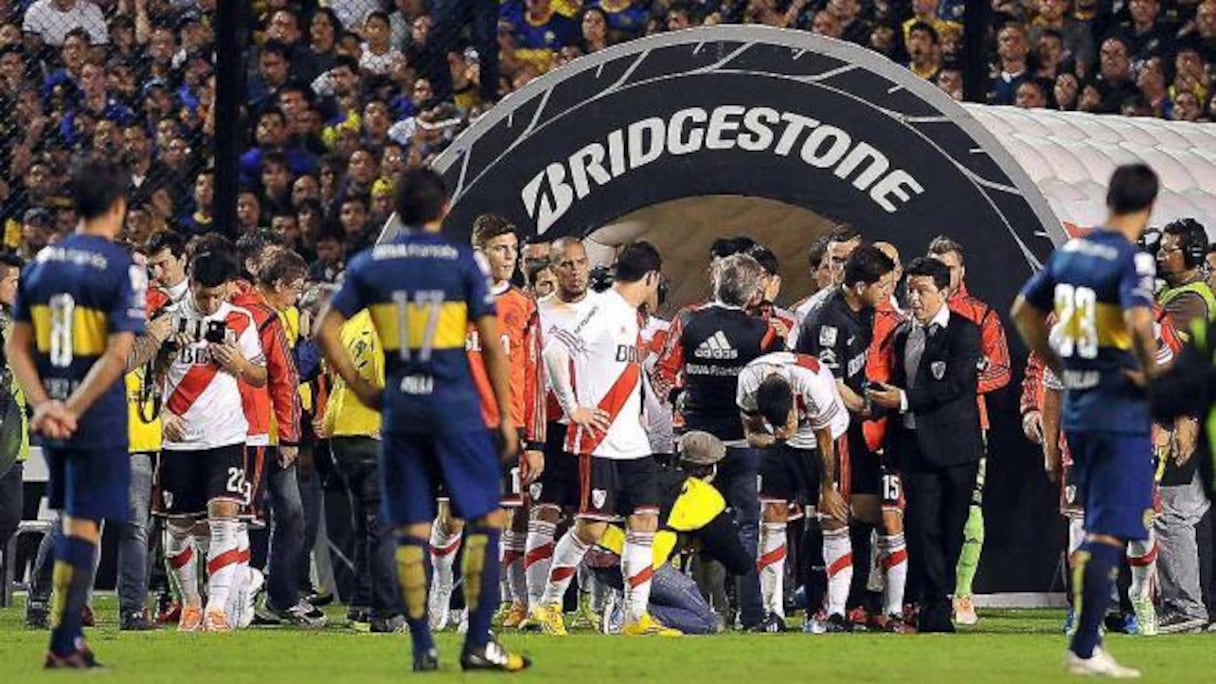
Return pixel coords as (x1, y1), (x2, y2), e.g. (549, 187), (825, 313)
(1, 597), (1211, 682)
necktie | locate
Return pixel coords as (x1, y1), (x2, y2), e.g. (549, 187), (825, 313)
(903, 324), (927, 429)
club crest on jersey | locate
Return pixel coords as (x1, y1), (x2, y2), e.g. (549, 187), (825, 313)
(529, 482), (543, 500)
(591, 488), (607, 510)
(931, 361), (946, 380)
(819, 326), (837, 347)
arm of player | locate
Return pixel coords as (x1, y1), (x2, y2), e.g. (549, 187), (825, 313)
(542, 333), (609, 433)
(317, 304), (380, 410)
(740, 412), (776, 449)
(476, 312), (521, 462)
(521, 310), (545, 482)
(814, 424), (848, 522)
(650, 312), (685, 403)
(1011, 295), (1063, 378)
(1125, 305), (1158, 385)
(126, 313), (172, 372)
(1021, 351), (1045, 444)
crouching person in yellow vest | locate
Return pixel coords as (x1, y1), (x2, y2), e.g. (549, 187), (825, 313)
(586, 432), (754, 634)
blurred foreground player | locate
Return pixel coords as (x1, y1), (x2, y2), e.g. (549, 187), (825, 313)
(317, 169), (530, 672)
(7, 158), (145, 668)
(1012, 163), (1160, 678)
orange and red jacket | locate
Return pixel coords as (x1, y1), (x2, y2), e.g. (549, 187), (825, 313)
(231, 281), (302, 446)
(947, 283), (1012, 431)
(468, 285), (546, 445)
(862, 300), (907, 452)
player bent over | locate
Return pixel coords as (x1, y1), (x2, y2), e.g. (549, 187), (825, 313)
(1013, 163), (1160, 678)
(8, 158), (145, 668)
(156, 250), (267, 632)
(736, 352), (851, 632)
(531, 242), (679, 637)
(317, 169), (530, 671)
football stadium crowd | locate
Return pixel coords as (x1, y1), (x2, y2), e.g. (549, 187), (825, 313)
(1, 0), (1216, 655)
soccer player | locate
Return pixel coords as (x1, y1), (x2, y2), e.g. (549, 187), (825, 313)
(797, 245), (908, 631)
(652, 253), (783, 630)
(736, 351), (851, 632)
(531, 241), (678, 637)
(316, 169), (530, 672)
(927, 236), (1012, 626)
(1012, 163), (1160, 677)
(7, 158), (145, 668)
(428, 214), (545, 631)
(793, 225), (862, 328)
(157, 249), (267, 633)
(523, 236), (598, 625)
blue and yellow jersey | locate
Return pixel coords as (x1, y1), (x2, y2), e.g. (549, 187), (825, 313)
(329, 232), (495, 435)
(1021, 229), (1155, 434)
(13, 234), (146, 450)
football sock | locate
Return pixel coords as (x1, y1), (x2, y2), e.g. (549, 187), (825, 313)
(955, 504), (984, 597)
(48, 535), (95, 656)
(622, 530), (656, 623)
(205, 519), (241, 614)
(461, 526), (501, 651)
(1070, 540), (1122, 659)
(1126, 534), (1158, 601)
(166, 522), (200, 607)
(396, 534), (435, 657)
(501, 529), (526, 606)
(758, 521), (788, 618)
(429, 523), (462, 594)
(879, 533), (908, 617)
(526, 518), (558, 606)
(823, 527), (853, 617)
(541, 529), (590, 605)
(225, 524), (252, 623)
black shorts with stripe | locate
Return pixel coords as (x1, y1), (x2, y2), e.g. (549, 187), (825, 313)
(154, 444), (247, 517)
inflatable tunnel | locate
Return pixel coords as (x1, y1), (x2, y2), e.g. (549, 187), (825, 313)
(425, 26), (1216, 595)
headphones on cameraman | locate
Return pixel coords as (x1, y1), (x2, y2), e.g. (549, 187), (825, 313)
(1170, 219), (1209, 269)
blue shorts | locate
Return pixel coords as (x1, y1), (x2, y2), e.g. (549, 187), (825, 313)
(380, 430), (501, 526)
(45, 446), (131, 522)
(1064, 430), (1153, 541)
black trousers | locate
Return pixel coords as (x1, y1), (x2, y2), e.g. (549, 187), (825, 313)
(903, 453), (978, 628)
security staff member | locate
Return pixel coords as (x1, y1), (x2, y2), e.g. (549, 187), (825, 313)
(867, 257), (982, 634)
(1154, 217), (1215, 634)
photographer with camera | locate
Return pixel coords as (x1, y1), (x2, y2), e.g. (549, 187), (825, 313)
(155, 249), (267, 632)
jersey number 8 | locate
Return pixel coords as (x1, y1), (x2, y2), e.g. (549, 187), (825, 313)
(1053, 284), (1098, 359)
(49, 293), (76, 368)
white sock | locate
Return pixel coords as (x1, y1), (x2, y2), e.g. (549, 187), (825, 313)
(758, 521), (788, 618)
(501, 529), (527, 606)
(867, 527), (885, 593)
(166, 523), (200, 608)
(225, 524), (251, 625)
(429, 524), (462, 593)
(541, 529), (590, 606)
(205, 519), (241, 614)
(879, 533), (908, 617)
(1127, 533), (1158, 602)
(525, 518), (557, 607)
(1067, 516), (1085, 557)
(622, 530), (655, 623)
(823, 527), (853, 618)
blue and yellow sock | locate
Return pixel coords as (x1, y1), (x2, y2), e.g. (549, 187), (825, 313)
(462, 526), (502, 652)
(48, 535), (96, 656)
(395, 535), (434, 659)
(1070, 540), (1122, 659)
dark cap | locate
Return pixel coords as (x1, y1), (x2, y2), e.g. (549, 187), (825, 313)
(23, 207), (52, 226)
(678, 431), (727, 466)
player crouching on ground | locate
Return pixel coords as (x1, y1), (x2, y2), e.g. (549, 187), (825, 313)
(156, 249), (267, 632)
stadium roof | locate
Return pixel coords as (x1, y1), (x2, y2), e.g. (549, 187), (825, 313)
(970, 105), (1216, 239)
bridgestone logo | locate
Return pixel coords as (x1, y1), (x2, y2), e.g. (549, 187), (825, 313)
(522, 105), (925, 234)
